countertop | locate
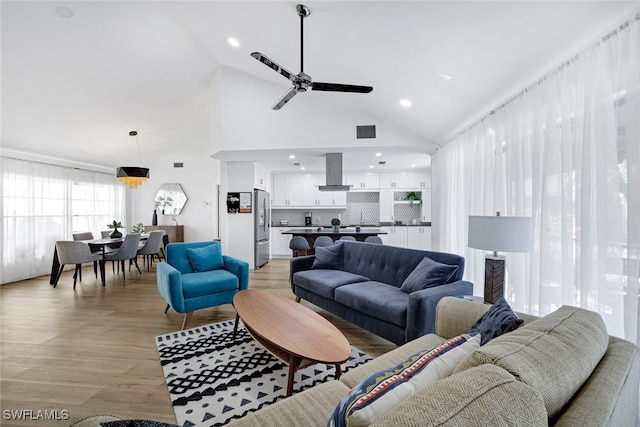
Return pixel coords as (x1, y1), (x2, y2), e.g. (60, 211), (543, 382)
(280, 228), (387, 235)
(273, 223), (431, 228)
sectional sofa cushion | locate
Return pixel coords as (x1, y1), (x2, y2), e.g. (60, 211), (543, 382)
(186, 243), (223, 272)
(469, 297), (524, 345)
(455, 305), (609, 419)
(400, 257), (458, 293)
(328, 334), (479, 427)
(312, 243), (344, 270)
(371, 364), (548, 427)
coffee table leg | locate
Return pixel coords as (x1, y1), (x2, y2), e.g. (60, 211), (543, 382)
(286, 354), (302, 397)
(334, 363), (342, 379)
(232, 312), (240, 341)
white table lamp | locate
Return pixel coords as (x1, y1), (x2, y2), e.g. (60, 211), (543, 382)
(468, 213), (532, 304)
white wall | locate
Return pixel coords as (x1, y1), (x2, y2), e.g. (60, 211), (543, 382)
(214, 66), (428, 155)
(129, 143), (220, 242)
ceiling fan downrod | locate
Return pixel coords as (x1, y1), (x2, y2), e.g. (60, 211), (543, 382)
(297, 4), (310, 73)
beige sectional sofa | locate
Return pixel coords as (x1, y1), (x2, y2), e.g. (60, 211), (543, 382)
(229, 297), (640, 426)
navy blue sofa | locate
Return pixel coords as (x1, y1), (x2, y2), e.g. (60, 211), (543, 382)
(290, 241), (473, 345)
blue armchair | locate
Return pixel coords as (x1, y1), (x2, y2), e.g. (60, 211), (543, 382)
(156, 241), (249, 329)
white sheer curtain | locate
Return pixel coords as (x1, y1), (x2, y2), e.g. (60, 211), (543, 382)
(1, 157), (126, 284)
(433, 12), (640, 345)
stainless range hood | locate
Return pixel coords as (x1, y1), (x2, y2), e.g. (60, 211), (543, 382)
(318, 153), (352, 191)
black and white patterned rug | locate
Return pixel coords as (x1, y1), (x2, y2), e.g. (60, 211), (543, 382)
(155, 319), (371, 427)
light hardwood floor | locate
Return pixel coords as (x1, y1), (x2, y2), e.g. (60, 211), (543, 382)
(0, 259), (396, 426)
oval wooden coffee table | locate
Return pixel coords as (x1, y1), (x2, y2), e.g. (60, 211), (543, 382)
(233, 289), (351, 397)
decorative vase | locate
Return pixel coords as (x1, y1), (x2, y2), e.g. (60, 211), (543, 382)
(109, 229), (122, 239)
(332, 225), (340, 233)
(152, 210), (158, 226)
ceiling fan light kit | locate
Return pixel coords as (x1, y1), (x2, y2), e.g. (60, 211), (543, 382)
(251, 3), (373, 110)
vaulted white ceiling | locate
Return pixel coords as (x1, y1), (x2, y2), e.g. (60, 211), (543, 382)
(2, 1), (638, 172)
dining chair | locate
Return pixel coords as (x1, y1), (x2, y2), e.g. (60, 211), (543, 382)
(104, 233), (142, 280)
(289, 236), (311, 257)
(136, 230), (164, 272)
(364, 236), (383, 244)
(339, 236), (357, 241)
(72, 232), (98, 280)
(159, 234), (170, 261)
(101, 230), (112, 238)
(54, 241), (102, 289)
(314, 236), (334, 248)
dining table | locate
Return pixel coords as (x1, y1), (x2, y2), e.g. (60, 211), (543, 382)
(49, 234), (148, 286)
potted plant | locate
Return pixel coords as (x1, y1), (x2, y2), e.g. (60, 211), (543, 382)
(406, 192), (421, 206)
(107, 220), (124, 238)
(331, 217), (341, 233)
(131, 223), (145, 234)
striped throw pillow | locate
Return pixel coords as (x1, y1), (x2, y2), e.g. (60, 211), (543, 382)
(327, 334), (480, 427)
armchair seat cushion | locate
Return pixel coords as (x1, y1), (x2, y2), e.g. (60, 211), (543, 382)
(334, 281), (409, 327)
(293, 270), (369, 299)
(181, 269), (240, 299)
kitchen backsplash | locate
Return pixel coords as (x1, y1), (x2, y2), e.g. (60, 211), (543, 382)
(271, 192), (424, 226)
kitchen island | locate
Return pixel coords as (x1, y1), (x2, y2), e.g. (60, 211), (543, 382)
(280, 227), (387, 250)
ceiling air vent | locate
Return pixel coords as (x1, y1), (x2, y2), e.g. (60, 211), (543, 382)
(173, 162), (183, 168)
(356, 125), (376, 139)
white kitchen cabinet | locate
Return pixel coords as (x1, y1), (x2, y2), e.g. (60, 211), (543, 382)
(407, 171), (431, 189)
(379, 190), (394, 223)
(407, 226), (432, 250)
(380, 226), (407, 247)
(379, 172), (408, 189)
(271, 227), (293, 258)
(421, 189), (432, 222)
(346, 172), (380, 190)
(272, 174), (303, 207)
(274, 173), (346, 208)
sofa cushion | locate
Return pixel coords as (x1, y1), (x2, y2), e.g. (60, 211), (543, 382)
(294, 270), (370, 299)
(454, 305), (609, 419)
(399, 257), (458, 293)
(334, 281), (408, 327)
(328, 334), (480, 427)
(469, 297), (524, 345)
(371, 364), (548, 427)
(181, 269), (239, 299)
(312, 243), (344, 270)
(339, 241), (465, 288)
(186, 243), (224, 272)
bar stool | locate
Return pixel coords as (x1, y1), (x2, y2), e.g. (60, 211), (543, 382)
(364, 236), (383, 244)
(339, 236), (356, 241)
(314, 236), (334, 248)
(289, 236), (311, 257)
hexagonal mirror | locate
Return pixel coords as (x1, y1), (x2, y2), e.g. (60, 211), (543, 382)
(155, 183), (188, 215)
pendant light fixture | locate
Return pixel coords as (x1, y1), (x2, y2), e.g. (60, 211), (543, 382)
(116, 130), (149, 188)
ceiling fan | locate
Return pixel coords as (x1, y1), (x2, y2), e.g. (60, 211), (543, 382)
(251, 4), (373, 110)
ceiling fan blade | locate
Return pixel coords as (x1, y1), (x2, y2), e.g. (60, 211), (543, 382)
(251, 52), (296, 82)
(311, 82), (373, 93)
(272, 87), (299, 110)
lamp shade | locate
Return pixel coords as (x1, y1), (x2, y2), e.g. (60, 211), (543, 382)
(117, 166), (149, 189)
(468, 215), (532, 253)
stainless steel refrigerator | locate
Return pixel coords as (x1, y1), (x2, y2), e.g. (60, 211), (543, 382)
(254, 189), (270, 269)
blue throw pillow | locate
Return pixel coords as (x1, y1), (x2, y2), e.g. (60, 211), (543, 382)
(399, 257), (458, 293)
(186, 243), (224, 272)
(470, 297), (524, 345)
(311, 242), (343, 270)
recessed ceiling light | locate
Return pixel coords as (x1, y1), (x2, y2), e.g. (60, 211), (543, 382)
(400, 99), (412, 108)
(369, 165), (374, 169)
(289, 154), (295, 159)
(228, 37), (240, 48)
(375, 152), (382, 157)
(411, 164), (416, 168)
(54, 6), (74, 18)
(438, 73), (453, 81)
(300, 166), (305, 171)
